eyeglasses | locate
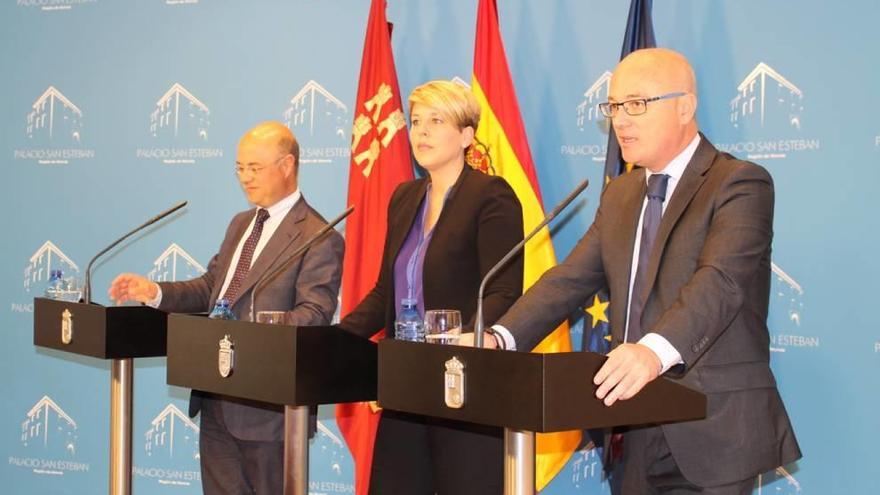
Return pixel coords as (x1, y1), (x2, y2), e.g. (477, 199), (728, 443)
(598, 92), (687, 118)
(234, 154), (290, 177)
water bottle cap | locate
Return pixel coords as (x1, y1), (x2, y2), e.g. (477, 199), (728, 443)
(51, 269), (63, 278)
(217, 298), (230, 307)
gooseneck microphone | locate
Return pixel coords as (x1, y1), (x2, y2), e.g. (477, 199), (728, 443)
(248, 205), (354, 322)
(82, 201), (188, 304)
(474, 180), (589, 348)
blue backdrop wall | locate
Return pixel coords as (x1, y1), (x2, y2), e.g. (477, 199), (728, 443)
(2, 1), (877, 494)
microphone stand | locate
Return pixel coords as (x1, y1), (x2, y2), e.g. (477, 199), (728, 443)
(83, 200), (188, 304)
(244, 204), (352, 495)
(78, 200), (187, 495)
(474, 180), (589, 348)
(248, 205), (354, 323)
(472, 180), (588, 495)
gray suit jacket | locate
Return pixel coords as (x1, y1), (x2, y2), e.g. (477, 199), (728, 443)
(497, 136), (801, 486)
(158, 196), (344, 442)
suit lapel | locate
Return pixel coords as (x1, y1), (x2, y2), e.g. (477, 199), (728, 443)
(231, 199), (306, 305)
(639, 136), (716, 304)
(610, 170), (647, 337)
(424, 166), (470, 263)
(385, 179), (427, 274)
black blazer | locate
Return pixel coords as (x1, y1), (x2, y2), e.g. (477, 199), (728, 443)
(341, 165), (524, 337)
(497, 136), (801, 486)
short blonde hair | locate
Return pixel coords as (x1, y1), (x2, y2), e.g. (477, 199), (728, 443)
(408, 80), (481, 131)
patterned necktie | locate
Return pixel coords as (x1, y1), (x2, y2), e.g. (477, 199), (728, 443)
(627, 173), (669, 342)
(222, 208), (270, 303)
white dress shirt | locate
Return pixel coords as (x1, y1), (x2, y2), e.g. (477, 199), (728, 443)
(150, 189), (302, 307)
(624, 134), (701, 372)
(492, 135), (701, 375)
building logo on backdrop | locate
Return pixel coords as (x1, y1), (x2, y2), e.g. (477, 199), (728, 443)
(308, 420), (356, 494)
(136, 83), (223, 164)
(568, 442), (604, 489)
(134, 404), (200, 487)
(14, 86), (95, 164)
(16, 0), (97, 12)
(769, 262), (818, 352)
(147, 243), (205, 282)
(874, 134), (880, 148)
(561, 70), (613, 162)
(13, 241), (79, 313)
(283, 80), (351, 164)
(718, 62), (820, 160)
(164, 0), (198, 5)
(757, 466), (802, 494)
(8, 396), (90, 475)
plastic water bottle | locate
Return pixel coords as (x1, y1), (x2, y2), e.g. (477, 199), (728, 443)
(44, 269), (64, 300)
(209, 298), (236, 320)
(394, 298), (425, 342)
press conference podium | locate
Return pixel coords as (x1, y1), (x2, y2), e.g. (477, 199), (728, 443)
(378, 339), (707, 495)
(165, 313), (377, 495)
(33, 297), (167, 495)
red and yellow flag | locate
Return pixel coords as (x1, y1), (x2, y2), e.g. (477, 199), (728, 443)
(472, 0), (581, 490)
(335, 1), (413, 494)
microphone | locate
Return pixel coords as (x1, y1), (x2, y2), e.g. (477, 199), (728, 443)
(474, 180), (589, 348)
(82, 201), (188, 304)
(248, 205), (354, 322)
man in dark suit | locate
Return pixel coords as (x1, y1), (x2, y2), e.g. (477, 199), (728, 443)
(477, 48), (801, 493)
(109, 121), (344, 494)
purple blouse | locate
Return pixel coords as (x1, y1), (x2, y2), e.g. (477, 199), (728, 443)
(392, 185), (444, 320)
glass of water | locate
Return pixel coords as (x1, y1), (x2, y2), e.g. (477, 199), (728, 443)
(62, 276), (83, 302)
(424, 309), (462, 345)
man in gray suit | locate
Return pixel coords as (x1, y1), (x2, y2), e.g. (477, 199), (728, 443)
(109, 121), (344, 494)
(477, 49), (801, 493)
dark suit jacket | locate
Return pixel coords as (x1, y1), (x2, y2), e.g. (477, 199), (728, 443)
(497, 136), (801, 486)
(340, 165), (523, 337)
(158, 196), (344, 442)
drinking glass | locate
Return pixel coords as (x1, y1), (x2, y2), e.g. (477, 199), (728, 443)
(423, 309), (462, 345)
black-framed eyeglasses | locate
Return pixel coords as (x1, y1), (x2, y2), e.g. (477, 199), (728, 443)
(598, 92), (687, 118)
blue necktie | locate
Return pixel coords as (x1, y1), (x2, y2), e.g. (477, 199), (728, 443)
(627, 173), (669, 342)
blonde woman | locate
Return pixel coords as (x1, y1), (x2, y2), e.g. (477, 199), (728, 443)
(340, 80), (523, 494)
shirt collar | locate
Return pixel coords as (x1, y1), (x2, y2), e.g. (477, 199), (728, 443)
(645, 134), (701, 184)
(262, 189), (301, 219)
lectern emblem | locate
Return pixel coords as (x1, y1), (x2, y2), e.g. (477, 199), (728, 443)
(61, 309), (73, 344)
(444, 357), (465, 409)
(218, 335), (235, 378)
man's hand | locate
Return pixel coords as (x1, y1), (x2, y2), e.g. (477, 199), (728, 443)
(108, 273), (159, 305)
(456, 332), (499, 349)
(593, 343), (662, 406)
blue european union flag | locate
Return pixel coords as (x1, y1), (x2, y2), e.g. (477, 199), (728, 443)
(585, 292), (612, 354)
(603, 0), (656, 182)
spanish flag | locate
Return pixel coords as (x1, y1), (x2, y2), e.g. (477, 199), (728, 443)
(471, 0), (581, 490)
